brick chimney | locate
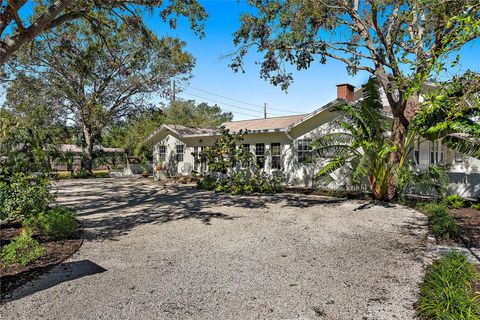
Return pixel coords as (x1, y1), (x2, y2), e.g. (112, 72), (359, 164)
(336, 83), (355, 101)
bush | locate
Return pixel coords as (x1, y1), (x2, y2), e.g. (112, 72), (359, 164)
(25, 207), (77, 239)
(0, 234), (45, 267)
(418, 202), (459, 240)
(0, 173), (53, 222)
(444, 195), (465, 208)
(418, 250), (480, 319)
(197, 170), (284, 195)
(471, 203), (480, 211)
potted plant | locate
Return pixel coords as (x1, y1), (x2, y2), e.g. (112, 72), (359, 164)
(155, 160), (164, 171)
(155, 160), (167, 181)
(140, 158), (150, 178)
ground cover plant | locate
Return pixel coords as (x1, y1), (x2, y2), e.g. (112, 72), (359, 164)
(417, 250), (480, 319)
(0, 234), (45, 267)
(444, 195), (465, 209)
(25, 207), (77, 240)
(417, 202), (459, 240)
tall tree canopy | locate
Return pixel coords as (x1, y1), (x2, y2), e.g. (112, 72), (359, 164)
(0, 0), (207, 66)
(231, 0), (480, 167)
(5, 16), (194, 173)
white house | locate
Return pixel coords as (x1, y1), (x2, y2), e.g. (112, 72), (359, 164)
(145, 83), (480, 198)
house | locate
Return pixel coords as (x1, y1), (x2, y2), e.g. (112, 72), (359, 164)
(145, 84), (480, 198)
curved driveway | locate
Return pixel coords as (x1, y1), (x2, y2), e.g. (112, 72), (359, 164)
(1, 178), (428, 319)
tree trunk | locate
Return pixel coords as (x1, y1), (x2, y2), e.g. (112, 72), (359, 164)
(390, 93), (420, 163)
(83, 125), (95, 175)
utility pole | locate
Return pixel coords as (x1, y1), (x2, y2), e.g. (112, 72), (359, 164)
(172, 80), (176, 103)
(264, 102), (267, 119)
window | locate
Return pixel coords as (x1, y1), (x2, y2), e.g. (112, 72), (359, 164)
(435, 141), (439, 163)
(297, 139), (312, 163)
(158, 145), (166, 162)
(255, 143), (265, 168)
(271, 143), (281, 170)
(455, 151), (464, 163)
(175, 144), (184, 162)
(242, 144), (250, 153)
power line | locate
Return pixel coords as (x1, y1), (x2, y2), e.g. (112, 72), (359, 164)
(187, 85), (303, 114)
(182, 91), (284, 117)
(177, 94), (260, 118)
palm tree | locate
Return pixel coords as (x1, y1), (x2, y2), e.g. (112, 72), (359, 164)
(312, 77), (398, 201)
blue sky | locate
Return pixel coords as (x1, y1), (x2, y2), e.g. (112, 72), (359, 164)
(146, 0), (480, 121)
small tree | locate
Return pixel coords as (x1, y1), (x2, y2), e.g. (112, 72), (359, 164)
(313, 77), (398, 200)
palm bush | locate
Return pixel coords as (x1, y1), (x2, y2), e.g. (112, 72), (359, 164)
(312, 77), (397, 201)
(397, 163), (449, 198)
(444, 195), (465, 209)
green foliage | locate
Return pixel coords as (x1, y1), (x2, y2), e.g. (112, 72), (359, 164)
(414, 71), (480, 159)
(312, 77), (397, 201)
(199, 129), (254, 174)
(0, 173), (53, 222)
(198, 170), (284, 195)
(7, 15), (195, 173)
(0, 235), (45, 267)
(444, 195), (465, 209)
(418, 202), (459, 240)
(163, 100), (233, 128)
(418, 250), (480, 319)
(397, 163), (449, 198)
(196, 129), (284, 194)
(25, 207), (77, 240)
(471, 203), (480, 210)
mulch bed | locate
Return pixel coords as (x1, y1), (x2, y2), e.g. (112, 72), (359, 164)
(450, 207), (480, 248)
(0, 221), (83, 297)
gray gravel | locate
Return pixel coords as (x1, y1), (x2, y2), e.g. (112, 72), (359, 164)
(0, 178), (429, 319)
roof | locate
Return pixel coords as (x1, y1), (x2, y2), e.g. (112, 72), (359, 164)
(59, 144), (124, 153)
(164, 124), (218, 136)
(222, 114), (307, 132)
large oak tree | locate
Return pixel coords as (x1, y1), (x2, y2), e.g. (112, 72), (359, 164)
(231, 0), (480, 168)
(5, 16), (194, 173)
(0, 0), (206, 66)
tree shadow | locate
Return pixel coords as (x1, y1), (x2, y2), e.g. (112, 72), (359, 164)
(54, 179), (347, 241)
(353, 200), (397, 211)
(1, 260), (106, 303)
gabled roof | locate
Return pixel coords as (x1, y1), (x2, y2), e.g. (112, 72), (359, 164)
(222, 114), (307, 132)
(145, 98), (348, 144)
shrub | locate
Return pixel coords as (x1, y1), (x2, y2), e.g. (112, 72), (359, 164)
(418, 202), (459, 240)
(0, 173), (53, 222)
(25, 207), (77, 239)
(444, 195), (465, 208)
(0, 234), (45, 267)
(471, 203), (480, 211)
(418, 250), (480, 319)
(197, 170), (284, 195)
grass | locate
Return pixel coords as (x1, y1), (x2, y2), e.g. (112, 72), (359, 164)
(417, 202), (459, 240)
(418, 250), (480, 319)
(471, 203), (480, 211)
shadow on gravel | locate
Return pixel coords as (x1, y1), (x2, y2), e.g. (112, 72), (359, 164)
(56, 179), (347, 240)
(1, 260), (106, 303)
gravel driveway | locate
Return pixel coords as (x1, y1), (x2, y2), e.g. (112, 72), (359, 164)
(1, 178), (429, 319)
